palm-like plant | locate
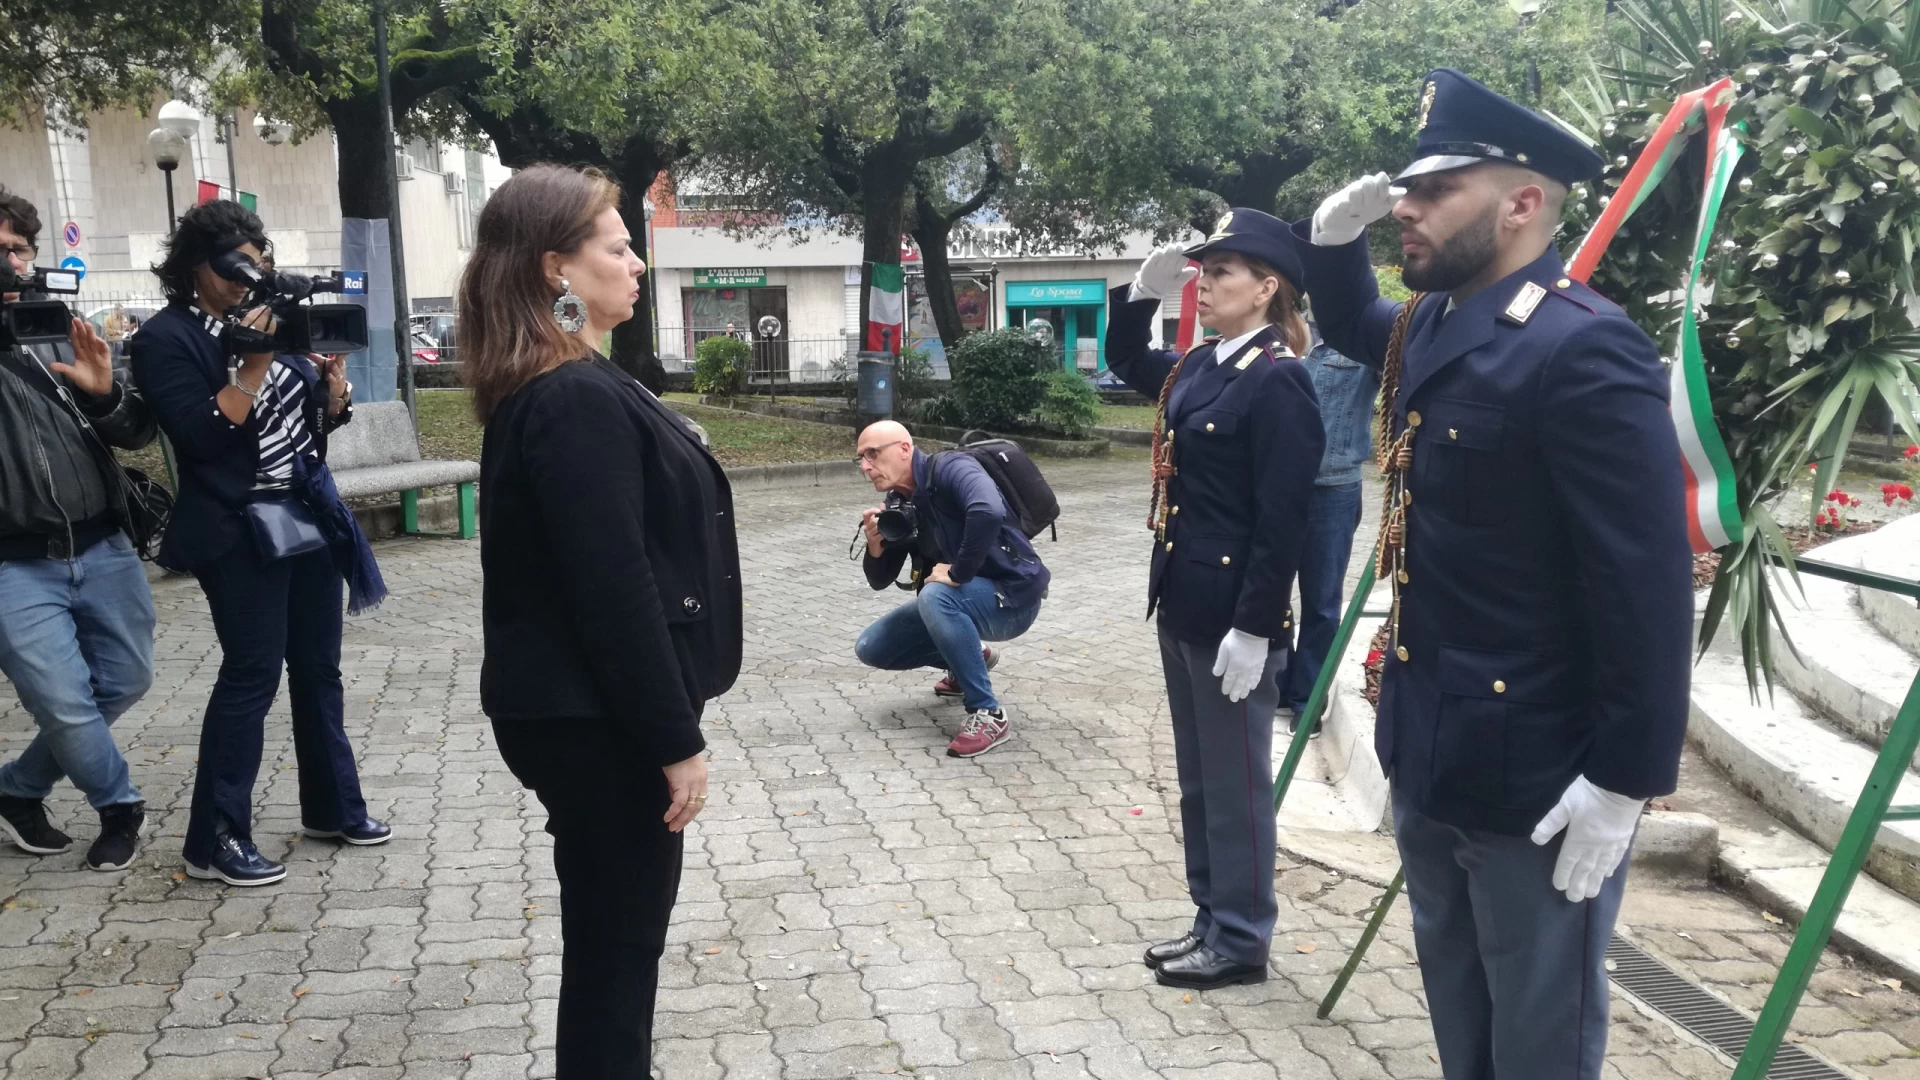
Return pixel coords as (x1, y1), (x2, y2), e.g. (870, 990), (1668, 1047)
(1556, 0), (1920, 693)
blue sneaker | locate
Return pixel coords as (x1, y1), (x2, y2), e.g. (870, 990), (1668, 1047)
(186, 832), (287, 887)
(303, 818), (393, 846)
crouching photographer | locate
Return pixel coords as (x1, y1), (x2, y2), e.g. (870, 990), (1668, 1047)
(130, 199), (387, 887)
(0, 186), (159, 871)
(853, 421), (1048, 759)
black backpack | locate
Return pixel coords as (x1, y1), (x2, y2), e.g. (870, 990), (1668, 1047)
(935, 433), (1061, 541)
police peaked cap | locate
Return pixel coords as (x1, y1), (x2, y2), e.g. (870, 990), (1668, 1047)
(1183, 207), (1305, 293)
(1397, 68), (1605, 187)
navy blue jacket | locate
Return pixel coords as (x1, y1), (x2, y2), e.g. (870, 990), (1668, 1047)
(1104, 285), (1324, 647)
(130, 303), (351, 571)
(1292, 228), (1694, 835)
(906, 448), (1050, 610)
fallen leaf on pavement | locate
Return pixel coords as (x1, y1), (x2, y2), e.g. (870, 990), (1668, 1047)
(704, 947), (723, 955)
(1762, 912), (1783, 925)
(1879, 978), (1903, 991)
(1841, 988), (1864, 998)
(1129, 808), (1143, 816)
(1297, 943), (1318, 954)
(293, 987), (308, 998)
(1182, 994), (1192, 1003)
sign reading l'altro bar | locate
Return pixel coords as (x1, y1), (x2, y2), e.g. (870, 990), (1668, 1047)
(693, 268), (767, 288)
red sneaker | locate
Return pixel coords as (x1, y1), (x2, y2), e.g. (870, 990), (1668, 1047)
(933, 647), (997, 698)
(947, 708), (1012, 758)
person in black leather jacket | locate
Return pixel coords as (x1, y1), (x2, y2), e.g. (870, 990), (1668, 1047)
(0, 186), (158, 872)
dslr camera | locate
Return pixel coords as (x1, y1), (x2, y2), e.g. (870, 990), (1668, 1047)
(210, 249), (368, 356)
(875, 491), (919, 548)
(0, 263), (81, 349)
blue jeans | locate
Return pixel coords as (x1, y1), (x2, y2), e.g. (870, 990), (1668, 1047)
(1284, 481), (1364, 713)
(855, 576), (1042, 711)
(0, 533), (153, 808)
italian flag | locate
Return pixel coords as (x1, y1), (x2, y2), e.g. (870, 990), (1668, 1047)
(866, 261), (904, 353)
(1566, 77), (1744, 553)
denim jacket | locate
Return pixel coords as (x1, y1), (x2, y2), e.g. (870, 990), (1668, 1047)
(1302, 335), (1379, 487)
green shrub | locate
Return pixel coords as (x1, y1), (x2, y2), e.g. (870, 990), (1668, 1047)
(692, 335), (752, 397)
(827, 355), (857, 406)
(1034, 370), (1100, 437)
(917, 392), (965, 427)
(949, 328), (1048, 432)
(894, 346), (938, 408)
(1373, 264), (1413, 303)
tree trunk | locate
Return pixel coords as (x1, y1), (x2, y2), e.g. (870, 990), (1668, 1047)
(909, 202), (966, 350)
(328, 96), (393, 220)
(609, 143), (670, 392)
(857, 187), (909, 354)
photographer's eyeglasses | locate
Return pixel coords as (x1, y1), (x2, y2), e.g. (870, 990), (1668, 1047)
(854, 441), (909, 465)
(1, 244), (36, 263)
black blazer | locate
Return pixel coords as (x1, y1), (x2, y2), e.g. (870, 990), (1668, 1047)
(1104, 285), (1324, 647)
(130, 303), (350, 571)
(479, 355), (743, 766)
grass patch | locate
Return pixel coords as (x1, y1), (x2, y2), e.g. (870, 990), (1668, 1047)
(417, 388), (483, 463)
(668, 401), (855, 467)
(1096, 404), (1157, 430)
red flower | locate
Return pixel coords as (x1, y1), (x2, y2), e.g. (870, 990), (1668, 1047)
(1815, 510), (1830, 526)
(1905, 444), (1919, 460)
(1809, 462), (1820, 472)
(1901, 484), (1915, 501)
(1849, 496), (1862, 508)
(1885, 483), (1901, 506)
(1365, 649), (1384, 667)
(1825, 489), (1847, 503)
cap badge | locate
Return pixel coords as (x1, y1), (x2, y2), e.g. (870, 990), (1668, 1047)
(1417, 80), (1438, 132)
(1502, 280), (1548, 325)
(1211, 212), (1234, 240)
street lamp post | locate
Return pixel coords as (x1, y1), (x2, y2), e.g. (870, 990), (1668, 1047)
(222, 114), (240, 199)
(374, 0), (416, 422)
(146, 128), (189, 231)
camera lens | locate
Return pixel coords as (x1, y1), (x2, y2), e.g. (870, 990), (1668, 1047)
(875, 507), (915, 545)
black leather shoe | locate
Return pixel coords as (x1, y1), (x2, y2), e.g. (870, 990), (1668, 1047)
(1143, 933), (1202, 970)
(1153, 944), (1268, 990)
(186, 833), (286, 887)
(304, 818), (393, 846)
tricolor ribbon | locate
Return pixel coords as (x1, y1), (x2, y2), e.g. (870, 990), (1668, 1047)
(1566, 77), (1745, 553)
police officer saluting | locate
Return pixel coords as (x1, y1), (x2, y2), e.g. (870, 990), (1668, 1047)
(1292, 70), (1692, 1076)
(1104, 209), (1323, 990)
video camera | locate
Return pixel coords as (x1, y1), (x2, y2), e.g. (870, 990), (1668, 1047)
(209, 249), (368, 356)
(0, 264), (81, 349)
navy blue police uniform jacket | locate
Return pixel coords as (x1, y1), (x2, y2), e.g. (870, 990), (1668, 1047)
(1290, 230), (1694, 835)
(1104, 285), (1325, 649)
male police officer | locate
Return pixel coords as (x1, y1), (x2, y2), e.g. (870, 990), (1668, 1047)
(1292, 70), (1692, 1076)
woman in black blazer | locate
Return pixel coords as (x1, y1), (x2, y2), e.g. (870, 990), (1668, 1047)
(130, 199), (388, 889)
(463, 164), (742, 1079)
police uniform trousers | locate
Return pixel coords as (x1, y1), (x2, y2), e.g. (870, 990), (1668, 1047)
(1159, 625), (1287, 966)
(1393, 794), (1629, 1080)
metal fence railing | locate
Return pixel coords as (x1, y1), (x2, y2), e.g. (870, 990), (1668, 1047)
(657, 327), (857, 382)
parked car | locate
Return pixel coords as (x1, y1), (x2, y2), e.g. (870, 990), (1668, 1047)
(410, 313), (457, 363)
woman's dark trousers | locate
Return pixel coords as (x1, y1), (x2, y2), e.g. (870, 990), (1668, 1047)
(184, 542), (366, 864)
(494, 718), (684, 1080)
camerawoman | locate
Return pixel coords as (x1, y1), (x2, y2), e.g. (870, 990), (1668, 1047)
(852, 421), (1049, 759)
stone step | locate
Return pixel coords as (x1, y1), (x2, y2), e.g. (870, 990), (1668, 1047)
(1766, 518), (1920, 751)
(1837, 515), (1920, 660)
(1273, 586), (1391, 836)
(1715, 822), (1920, 988)
(1688, 649), (1920, 904)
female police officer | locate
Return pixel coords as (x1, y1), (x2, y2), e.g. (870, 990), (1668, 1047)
(1104, 209), (1323, 989)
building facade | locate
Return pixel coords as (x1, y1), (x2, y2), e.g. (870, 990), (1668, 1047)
(0, 101), (510, 326)
(648, 184), (1193, 379)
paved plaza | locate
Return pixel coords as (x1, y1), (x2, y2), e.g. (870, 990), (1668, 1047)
(2, 453), (1917, 1079)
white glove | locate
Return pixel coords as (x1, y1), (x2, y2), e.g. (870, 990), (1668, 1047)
(1130, 241), (1200, 302)
(1530, 775), (1645, 903)
(1310, 172), (1398, 247)
(1211, 628), (1271, 703)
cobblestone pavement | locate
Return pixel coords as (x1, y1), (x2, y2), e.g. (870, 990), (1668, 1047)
(1, 451), (1917, 1079)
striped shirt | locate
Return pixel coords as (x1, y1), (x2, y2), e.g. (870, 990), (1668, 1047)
(252, 361), (314, 490)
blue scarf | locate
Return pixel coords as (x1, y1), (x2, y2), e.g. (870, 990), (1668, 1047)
(289, 429), (388, 615)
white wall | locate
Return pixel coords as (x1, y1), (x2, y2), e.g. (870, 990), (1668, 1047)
(1, 106), (502, 311)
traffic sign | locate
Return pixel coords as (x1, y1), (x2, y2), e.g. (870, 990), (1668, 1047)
(59, 255), (86, 281)
(63, 222), (81, 248)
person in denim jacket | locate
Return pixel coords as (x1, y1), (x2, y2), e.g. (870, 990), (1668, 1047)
(1284, 321), (1379, 732)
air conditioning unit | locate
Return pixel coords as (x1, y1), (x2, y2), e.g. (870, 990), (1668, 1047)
(395, 151), (415, 181)
(444, 171), (466, 195)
